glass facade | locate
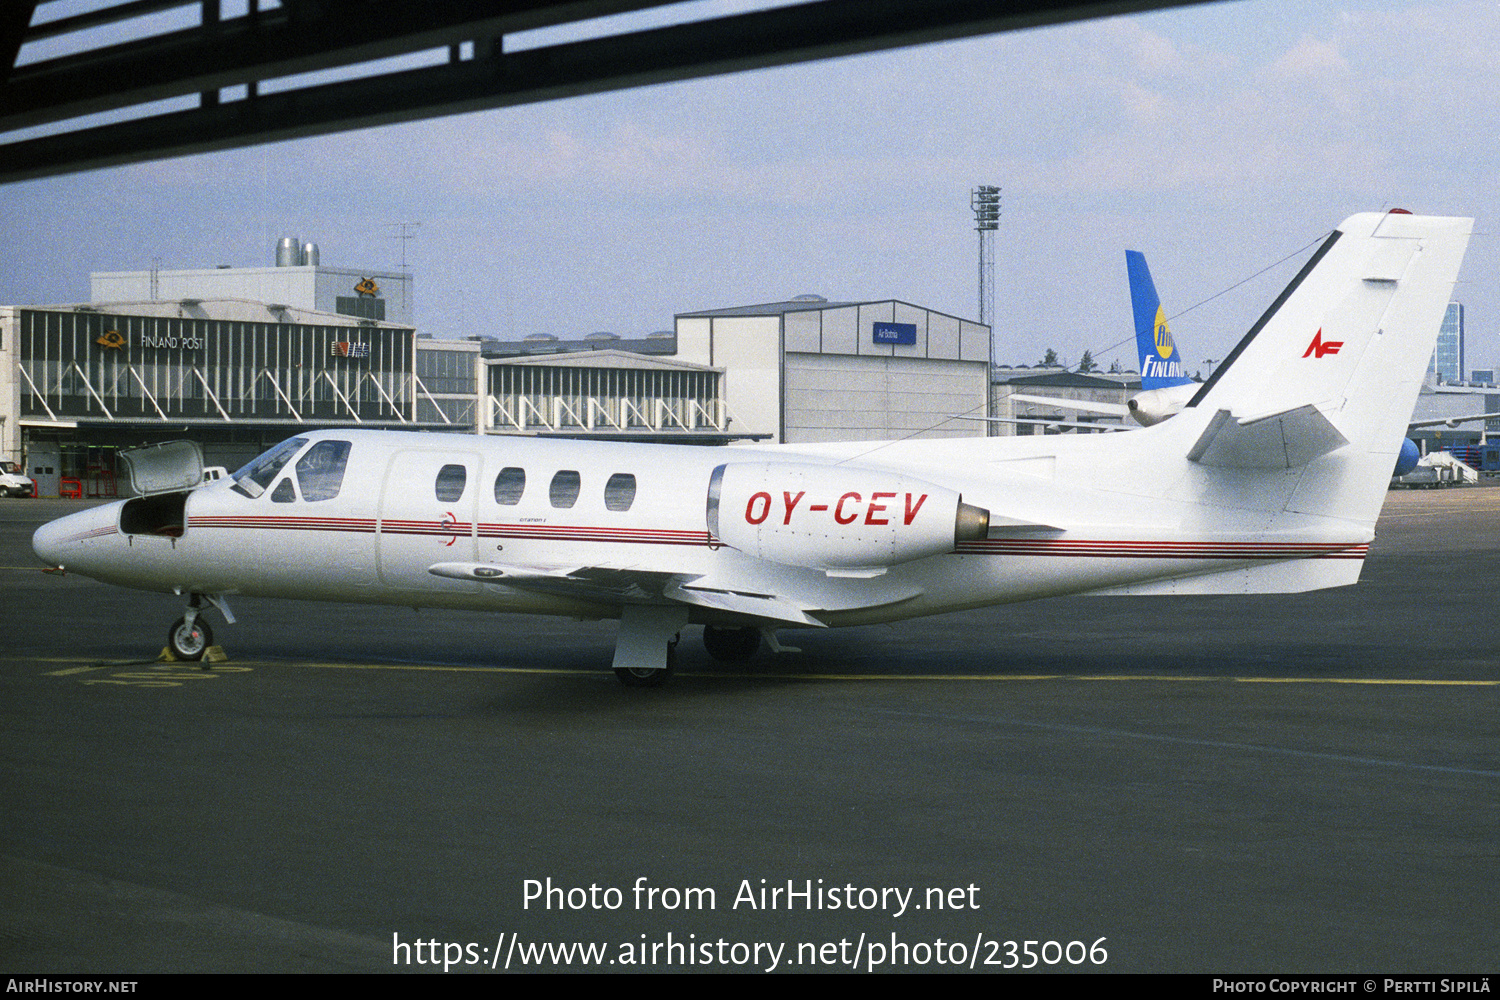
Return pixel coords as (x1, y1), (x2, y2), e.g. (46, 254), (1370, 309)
(487, 363), (723, 432)
(1430, 302), (1464, 383)
(18, 309), (413, 423)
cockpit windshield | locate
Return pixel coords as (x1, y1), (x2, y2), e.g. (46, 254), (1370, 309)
(230, 437), (307, 499)
(296, 440), (352, 501)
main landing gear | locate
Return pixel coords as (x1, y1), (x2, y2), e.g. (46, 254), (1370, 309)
(612, 605), (689, 688)
(166, 593), (235, 663)
(611, 610), (804, 688)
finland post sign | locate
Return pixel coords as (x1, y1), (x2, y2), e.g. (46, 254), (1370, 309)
(872, 321), (917, 346)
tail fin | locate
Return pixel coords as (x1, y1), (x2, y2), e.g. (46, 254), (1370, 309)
(1126, 250), (1194, 390)
(1183, 211), (1472, 527)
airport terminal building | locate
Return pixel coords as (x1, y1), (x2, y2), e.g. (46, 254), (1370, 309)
(0, 245), (994, 496)
(0, 299), (418, 497)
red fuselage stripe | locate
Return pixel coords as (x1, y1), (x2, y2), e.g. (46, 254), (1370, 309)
(184, 516), (1365, 559)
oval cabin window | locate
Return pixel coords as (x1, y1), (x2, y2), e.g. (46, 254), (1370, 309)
(604, 473), (637, 512)
(549, 470), (581, 509)
(435, 464), (467, 502)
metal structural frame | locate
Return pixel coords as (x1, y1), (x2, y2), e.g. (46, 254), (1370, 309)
(1, 0), (1206, 184)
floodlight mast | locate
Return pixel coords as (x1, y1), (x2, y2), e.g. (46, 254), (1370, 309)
(970, 185), (1000, 328)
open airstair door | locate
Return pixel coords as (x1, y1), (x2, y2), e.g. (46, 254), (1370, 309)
(119, 441), (204, 496)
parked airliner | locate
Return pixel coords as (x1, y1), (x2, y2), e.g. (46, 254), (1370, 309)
(996, 247), (1196, 431)
(33, 211), (1472, 686)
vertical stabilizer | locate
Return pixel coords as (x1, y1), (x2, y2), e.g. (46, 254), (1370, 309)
(1185, 211), (1472, 527)
(1126, 250), (1193, 390)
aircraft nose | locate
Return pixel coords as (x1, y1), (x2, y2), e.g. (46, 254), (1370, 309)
(32, 505), (114, 569)
(32, 518), (68, 567)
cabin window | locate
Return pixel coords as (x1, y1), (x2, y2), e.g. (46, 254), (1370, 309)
(271, 478), (297, 503)
(231, 436), (308, 499)
(435, 464), (467, 502)
(296, 440), (351, 501)
(604, 473), (637, 512)
(494, 467), (526, 505)
(549, 470), (580, 509)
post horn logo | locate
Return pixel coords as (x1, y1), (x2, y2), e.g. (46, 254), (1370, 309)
(354, 277), (379, 296)
(96, 329), (126, 350)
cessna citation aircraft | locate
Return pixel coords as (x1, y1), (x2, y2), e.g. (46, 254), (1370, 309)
(33, 211), (1472, 686)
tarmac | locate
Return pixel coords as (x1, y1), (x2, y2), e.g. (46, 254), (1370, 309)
(1, 485), (1497, 973)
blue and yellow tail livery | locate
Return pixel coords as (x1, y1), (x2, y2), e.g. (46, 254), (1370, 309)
(1126, 250), (1194, 390)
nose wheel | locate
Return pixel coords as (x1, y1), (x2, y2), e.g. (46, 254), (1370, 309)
(164, 593), (235, 663)
(168, 615), (213, 661)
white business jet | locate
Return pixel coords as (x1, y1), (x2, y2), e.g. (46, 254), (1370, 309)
(33, 211), (1472, 686)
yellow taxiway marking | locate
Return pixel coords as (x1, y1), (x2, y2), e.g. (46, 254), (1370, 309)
(191, 660), (1500, 687)
(14, 656), (1499, 688)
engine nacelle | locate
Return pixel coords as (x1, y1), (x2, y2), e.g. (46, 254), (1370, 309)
(1127, 382), (1199, 426)
(707, 462), (989, 574)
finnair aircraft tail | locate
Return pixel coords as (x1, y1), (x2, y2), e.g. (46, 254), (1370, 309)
(1126, 249), (1194, 390)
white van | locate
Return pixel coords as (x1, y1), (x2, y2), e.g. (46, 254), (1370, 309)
(0, 461), (34, 498)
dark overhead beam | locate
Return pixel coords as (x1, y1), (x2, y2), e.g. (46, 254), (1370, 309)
(1, 1), (663, 131)
(0, 0), (1207, 184)
(0, 3), (38, 86)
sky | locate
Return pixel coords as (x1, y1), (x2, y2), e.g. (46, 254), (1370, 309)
(3, 0), (1497, 376)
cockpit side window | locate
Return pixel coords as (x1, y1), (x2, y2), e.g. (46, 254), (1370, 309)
(231, 437), (308, 499)
(296, 440), (352, 501)
(271, 479), (297, 503)
(436, 464), (467, 502)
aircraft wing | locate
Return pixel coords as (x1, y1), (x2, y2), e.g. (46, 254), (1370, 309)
(429, 560), (830, 626)
(429, 560), (685, 604)
(1407, 411), (1500, 430)
(1007, 393), (1131, 416)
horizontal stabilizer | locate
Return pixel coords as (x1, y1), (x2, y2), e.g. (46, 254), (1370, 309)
(1186, 405), (1348, 470)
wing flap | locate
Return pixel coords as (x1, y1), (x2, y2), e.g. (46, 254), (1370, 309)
(429, 561), (687, 603)
(664, 581), (828, 626)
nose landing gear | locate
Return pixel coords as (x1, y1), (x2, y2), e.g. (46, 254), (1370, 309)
(164, 593), (235, 664)
(168, 614), (213, 661)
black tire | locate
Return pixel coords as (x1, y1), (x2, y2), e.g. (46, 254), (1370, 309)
(168, 616), (212, 661)
(702, 625), (762, 662)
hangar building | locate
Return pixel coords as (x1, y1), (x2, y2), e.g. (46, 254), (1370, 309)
(674, 297), (991, 444)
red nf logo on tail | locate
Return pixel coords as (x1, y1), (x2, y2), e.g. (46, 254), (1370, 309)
(1303, 329), (1343, 359)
